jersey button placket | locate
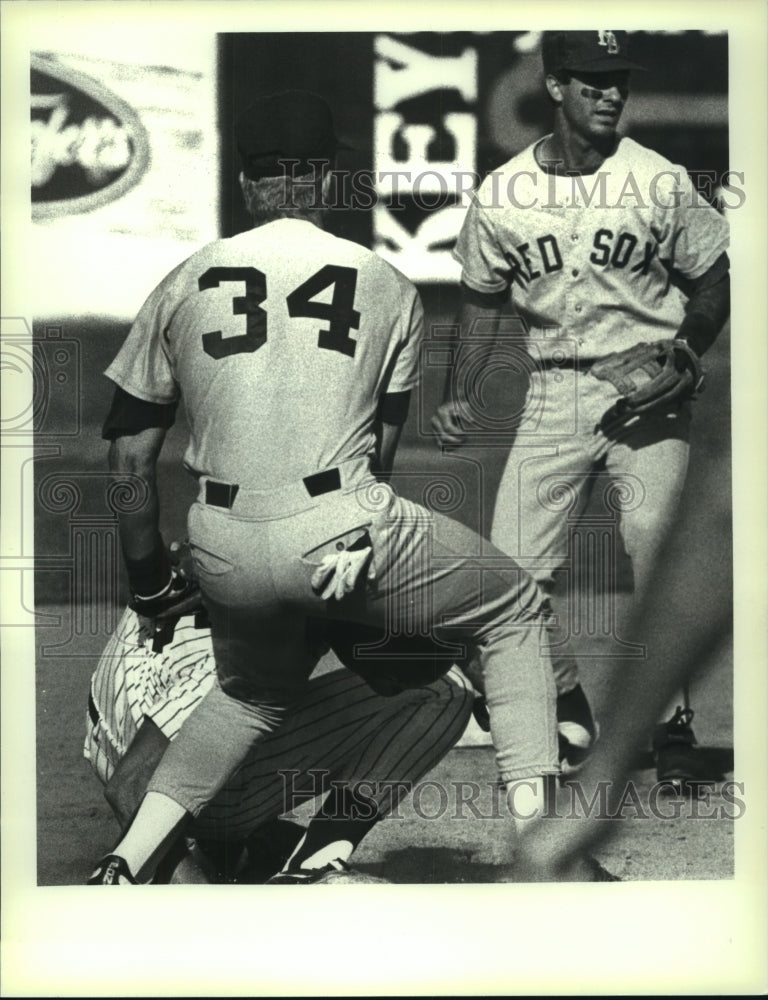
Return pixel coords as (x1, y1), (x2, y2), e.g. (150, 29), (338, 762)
(569, 232), (584, 330)
(568, 229), (588, 348)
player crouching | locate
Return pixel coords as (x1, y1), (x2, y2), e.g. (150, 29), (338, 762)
(84, 575), (475, 884)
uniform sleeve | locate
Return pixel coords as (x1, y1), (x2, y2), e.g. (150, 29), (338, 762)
(104, 271), (182, 405)
(452, 191), (511, 294)
(654, 171), (730, 282)
(383, 286), (425, 394)
(102, 384), (179, 440)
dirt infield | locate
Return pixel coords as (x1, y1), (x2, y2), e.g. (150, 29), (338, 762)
(37, 603), (734, 886)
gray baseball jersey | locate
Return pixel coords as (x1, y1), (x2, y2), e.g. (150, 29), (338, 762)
(106, 218), (423, 488)
(453, 134), (729, 696)
(454, 136), (729, 358)
(102, 212), (560, 815)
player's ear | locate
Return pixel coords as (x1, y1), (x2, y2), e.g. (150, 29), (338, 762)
(545, 73), (565, 106)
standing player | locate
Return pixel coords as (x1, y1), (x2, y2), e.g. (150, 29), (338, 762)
(86, 600), (475, 884)
(432, 32), (730, 788)
(88, 90), (563, 886)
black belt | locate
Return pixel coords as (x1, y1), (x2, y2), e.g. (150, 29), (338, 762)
(205, 467), (342, 510)
(205, 481), (240, 508)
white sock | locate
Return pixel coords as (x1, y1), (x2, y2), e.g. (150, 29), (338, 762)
(114, 791), (188, 879)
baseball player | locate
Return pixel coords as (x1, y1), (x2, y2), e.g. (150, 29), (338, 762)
(85, 600), (475, 884)
(432, 32), (730, 789)
(89, 90), (563, 886)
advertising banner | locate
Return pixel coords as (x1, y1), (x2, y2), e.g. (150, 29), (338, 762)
(31, 35), (218, 320)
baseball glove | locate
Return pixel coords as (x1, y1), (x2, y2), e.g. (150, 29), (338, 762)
(590, 339), (705, 418)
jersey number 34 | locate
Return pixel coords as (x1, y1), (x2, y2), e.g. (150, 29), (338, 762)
(198, 264), (361, 361)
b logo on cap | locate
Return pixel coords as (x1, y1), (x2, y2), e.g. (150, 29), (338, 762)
(597, 30), (619, 54)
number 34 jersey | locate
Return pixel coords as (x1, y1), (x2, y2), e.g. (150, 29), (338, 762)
(105, 218), (424, 488)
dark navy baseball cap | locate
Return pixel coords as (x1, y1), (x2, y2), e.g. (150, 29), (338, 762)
(542, 31), (646, 75)
(236, 90), (350, 180)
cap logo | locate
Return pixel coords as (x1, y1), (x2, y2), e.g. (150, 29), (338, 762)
(597, 30), (620, 55)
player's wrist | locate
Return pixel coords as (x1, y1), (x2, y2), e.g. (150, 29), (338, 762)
(125, 534), (173, 599)
(674, 312), (717, 359)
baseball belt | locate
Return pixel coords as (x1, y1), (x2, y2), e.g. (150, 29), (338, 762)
(204, 467), (343, 510)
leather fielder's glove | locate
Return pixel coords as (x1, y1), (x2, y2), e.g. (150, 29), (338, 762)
(132, 541), (205, 652)
(590, 339), (705, 421)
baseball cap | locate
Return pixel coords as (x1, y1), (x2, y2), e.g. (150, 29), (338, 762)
(541, 31), (646, 75)
(235, 90), (350, 180)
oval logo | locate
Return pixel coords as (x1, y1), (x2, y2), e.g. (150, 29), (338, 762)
(31, 54), (150, 219)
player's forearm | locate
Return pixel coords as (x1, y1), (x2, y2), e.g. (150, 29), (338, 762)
(108, 429), (171, 594)
(677, 260), (730, 358)
(115, 483), (171, 597)
(109, 442), (162, 555)
(372, 419), (403, 482)
(117, 498), (163, 564)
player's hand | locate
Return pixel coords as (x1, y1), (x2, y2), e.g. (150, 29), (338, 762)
(431, 401), (471, 448)
(131, 567), (203, 622)
(131, 542), (204, 649)
(310, 539), (375, 601)
(168, 539), (199, 582)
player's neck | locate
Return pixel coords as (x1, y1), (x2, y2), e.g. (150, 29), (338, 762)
(250, 210), (326, 231)
(538, 127), (618, 176)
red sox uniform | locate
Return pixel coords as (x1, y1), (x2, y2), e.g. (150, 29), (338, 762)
(84, 607), (474, 840)
(105, 215), (559, 820)
(453, 133), (730, 691)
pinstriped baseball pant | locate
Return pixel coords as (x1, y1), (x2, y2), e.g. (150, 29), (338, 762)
(182, 667), (473, 839)
(85, 611), (474, 840)
(147, 461), (559, 814)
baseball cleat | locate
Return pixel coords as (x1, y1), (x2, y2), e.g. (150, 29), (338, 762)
(557, 684), (599, 776)
(653, 706), (704, 795)
(86, 853), (138, 885)
(472, 686), (600, 775)
(558, 720), (600, 775)
(242, 818), (307, 883)
(266, 858), (390, 885)
(266, 858), (353, 884)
